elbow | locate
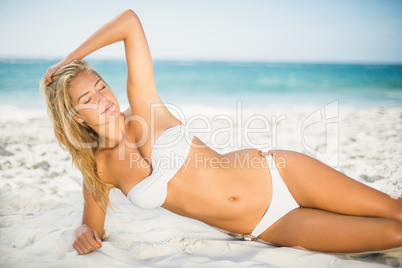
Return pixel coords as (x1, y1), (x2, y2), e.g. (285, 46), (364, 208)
(121, 9), (141, 31)
(124, 9), (140, 21)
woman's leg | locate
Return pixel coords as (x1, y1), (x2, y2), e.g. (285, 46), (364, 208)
(259, 207), (402, 253)
(270, 150), (402, 222)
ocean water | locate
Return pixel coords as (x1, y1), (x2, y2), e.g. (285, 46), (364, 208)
(0, 58), (401, 120)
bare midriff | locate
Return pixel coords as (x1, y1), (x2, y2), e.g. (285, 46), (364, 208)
(162, 136), (273, 234)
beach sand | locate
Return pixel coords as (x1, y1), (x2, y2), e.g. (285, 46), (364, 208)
(0, 105), (401, 267)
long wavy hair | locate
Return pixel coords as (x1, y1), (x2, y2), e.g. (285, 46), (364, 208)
(40, 60), (110, 211)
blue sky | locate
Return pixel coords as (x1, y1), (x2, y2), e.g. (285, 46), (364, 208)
(1, 0), (401, 63)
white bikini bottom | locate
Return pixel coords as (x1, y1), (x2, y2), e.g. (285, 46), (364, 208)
(247, 152), (300, 240)
(215, 151), (300, 242)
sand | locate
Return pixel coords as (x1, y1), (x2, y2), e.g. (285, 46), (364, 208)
(0, 104), (401, 267)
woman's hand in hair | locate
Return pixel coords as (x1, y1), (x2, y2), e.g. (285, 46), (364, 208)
(44, 57), (72, 83)
(72, 224), (103, 255)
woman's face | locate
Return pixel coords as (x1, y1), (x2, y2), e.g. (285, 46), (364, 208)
(69, 71), (120, 127)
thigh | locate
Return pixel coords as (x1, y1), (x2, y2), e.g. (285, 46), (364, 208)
(258, 207), (402, 253)
(270, 150), (400, 220)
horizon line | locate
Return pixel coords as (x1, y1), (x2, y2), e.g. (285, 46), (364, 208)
(1, 56), (402, 66)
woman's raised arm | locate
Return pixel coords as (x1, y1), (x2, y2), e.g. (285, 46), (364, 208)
(45, 9), (158, 106)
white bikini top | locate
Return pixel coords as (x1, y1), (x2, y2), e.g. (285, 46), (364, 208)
(127, 124), (194, 209)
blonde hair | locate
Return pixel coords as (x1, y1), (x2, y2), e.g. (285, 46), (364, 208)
(40, 60), (110, 211)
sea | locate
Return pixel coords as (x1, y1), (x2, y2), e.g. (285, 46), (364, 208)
(0, 58), (401, 121)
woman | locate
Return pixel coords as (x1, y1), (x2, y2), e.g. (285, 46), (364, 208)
(41, 10), (402, 255)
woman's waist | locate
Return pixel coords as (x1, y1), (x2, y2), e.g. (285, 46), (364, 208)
(163, 176), (271, 233)
(164, 149), (272, 217)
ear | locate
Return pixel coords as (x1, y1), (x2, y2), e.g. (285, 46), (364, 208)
(73, 114), (85, 124)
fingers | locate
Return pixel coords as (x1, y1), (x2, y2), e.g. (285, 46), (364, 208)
(44, 59), (68, 83)
(73, 241), (86, 255)
(84, 231), (102, 249)
(93, 230), (103, 245)
(73, 229), (102, 255)
(44, 69), (52, 83)
(45, 67), (56, 83)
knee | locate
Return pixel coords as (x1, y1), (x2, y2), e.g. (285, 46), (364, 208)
(397, 198), (402, 222)
(388, 197), (402, 222)
(385, 220), (402, 248)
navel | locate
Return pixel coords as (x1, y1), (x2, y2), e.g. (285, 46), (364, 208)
(228, 196), (238, 202)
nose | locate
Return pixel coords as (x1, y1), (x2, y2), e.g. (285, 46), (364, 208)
(96, 91), (107, 104)
(95, 92), (108, 111)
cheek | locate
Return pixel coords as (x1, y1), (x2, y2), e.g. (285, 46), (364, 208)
(79, 107), (99, 120)
(107, 92), (118, 102)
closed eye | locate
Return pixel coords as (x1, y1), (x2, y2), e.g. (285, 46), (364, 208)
(84, 85), (105, 104)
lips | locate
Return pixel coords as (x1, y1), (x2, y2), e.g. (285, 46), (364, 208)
(101, 103), (114, 114)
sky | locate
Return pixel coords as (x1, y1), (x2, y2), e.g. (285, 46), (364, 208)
(0, 0), (402, 63)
